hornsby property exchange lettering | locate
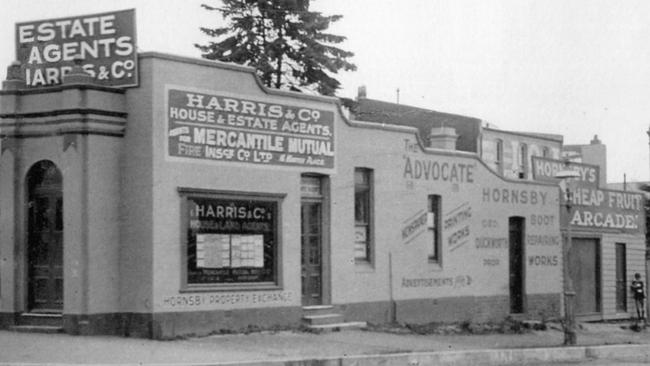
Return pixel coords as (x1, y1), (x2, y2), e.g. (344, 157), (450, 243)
(168, 89), (334, 168)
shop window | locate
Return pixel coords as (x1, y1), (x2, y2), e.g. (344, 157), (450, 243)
(179, 189), (284, 290)
(428, 195), (441, 262)
(354, 168), (373, 262)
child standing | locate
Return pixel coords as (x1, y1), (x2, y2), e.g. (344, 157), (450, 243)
(631, 273), (645, 321)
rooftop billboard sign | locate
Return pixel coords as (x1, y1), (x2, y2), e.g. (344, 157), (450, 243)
(532, 156), (599, 188)
(15, 9), (138, 88)
(532, 156), (644, 234)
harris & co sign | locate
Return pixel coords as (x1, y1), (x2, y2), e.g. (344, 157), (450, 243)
(166, 88), (335, 169)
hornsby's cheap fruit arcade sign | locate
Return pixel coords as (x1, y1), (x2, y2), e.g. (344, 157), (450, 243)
(532, 157), (645, 234)
(15, 9), (137, 88)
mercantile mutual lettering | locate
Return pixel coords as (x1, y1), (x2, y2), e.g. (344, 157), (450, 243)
(191, 127), (333, 156)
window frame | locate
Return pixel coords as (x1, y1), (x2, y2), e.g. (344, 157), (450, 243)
(178, 188), (285, 292)
(354, 168), (373, 263)
(428, 194), (442, 263)
(519, 143), (528, 179)
(495, 139), (504, 175)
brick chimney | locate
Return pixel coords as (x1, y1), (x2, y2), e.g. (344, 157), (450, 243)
(429, 127), (458, 150)
(357, 85), (367, 100)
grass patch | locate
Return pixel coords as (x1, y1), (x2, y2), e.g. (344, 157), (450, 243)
(366, 317), (545, 336)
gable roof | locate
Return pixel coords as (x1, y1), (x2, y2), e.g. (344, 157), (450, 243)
(349, 97), (482, 153)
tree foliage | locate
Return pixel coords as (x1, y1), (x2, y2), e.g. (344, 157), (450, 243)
(196, 0), (356, 96)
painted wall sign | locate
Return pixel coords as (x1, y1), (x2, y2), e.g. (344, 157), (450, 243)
(167, 89), (334, 168)
(481, 188), (547, 205)
(403, 156), (475, 183)
(401, 275), (472, 289)
(527, 235), (560, 246)
(401, 210), (428, 244)
(531, 157), (644, 234)
(567, 197), (643, 233)
(444, 203), (472, 252)
(528, 255), (559, 266)
(474, 237), (507, 249)
(161, 291), (293, 308)
(15, 9), (138, 88)
(532, 156), (599, 188)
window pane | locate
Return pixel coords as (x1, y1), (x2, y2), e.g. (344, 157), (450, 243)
(428, 195), (441, 262)
(354, 169), (368, 185)
(355, 190), (369, 223)
(354, 168), (372, 262)
(354, 231), (368, 260)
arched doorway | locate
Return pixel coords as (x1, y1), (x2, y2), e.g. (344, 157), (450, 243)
(26, 160), (63, 313)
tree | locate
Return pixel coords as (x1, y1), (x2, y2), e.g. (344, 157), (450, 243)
(196, 0), (356, 96)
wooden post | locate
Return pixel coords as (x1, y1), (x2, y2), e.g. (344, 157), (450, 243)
(563, 192), (577, 345)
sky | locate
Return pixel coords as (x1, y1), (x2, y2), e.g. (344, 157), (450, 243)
(2, 0), (650, 183)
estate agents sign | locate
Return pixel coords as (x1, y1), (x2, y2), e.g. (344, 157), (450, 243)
(15, 9), (138, 88)
(167, 88), (335, 168)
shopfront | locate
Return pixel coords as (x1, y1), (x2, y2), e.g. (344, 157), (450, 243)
(0, 9), (568, 338)
(532, 157), (646, 320)
(0, 51), (567, 337)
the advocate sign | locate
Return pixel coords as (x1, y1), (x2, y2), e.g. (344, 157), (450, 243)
(15, 9), (137, 88)
(532, 157), (644, 234)
(167, 88), (334, 168)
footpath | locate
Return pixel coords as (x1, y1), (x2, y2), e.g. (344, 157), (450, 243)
(1, 321), (650, 365)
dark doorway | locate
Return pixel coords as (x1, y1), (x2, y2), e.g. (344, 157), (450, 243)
(509, 216), (525, 314)
(569, 238), (601, 314)
(301, 201), (322, 306)
(26, 160), (63, 312)
(615, 243), (627, 313)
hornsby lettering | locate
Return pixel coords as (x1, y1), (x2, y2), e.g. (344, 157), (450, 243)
(533, 158), (598, 184)
(482, 187), (547, 205)
(403, 156), (474, 183)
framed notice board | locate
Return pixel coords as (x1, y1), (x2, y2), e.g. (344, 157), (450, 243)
(179, 188), (284, 290)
